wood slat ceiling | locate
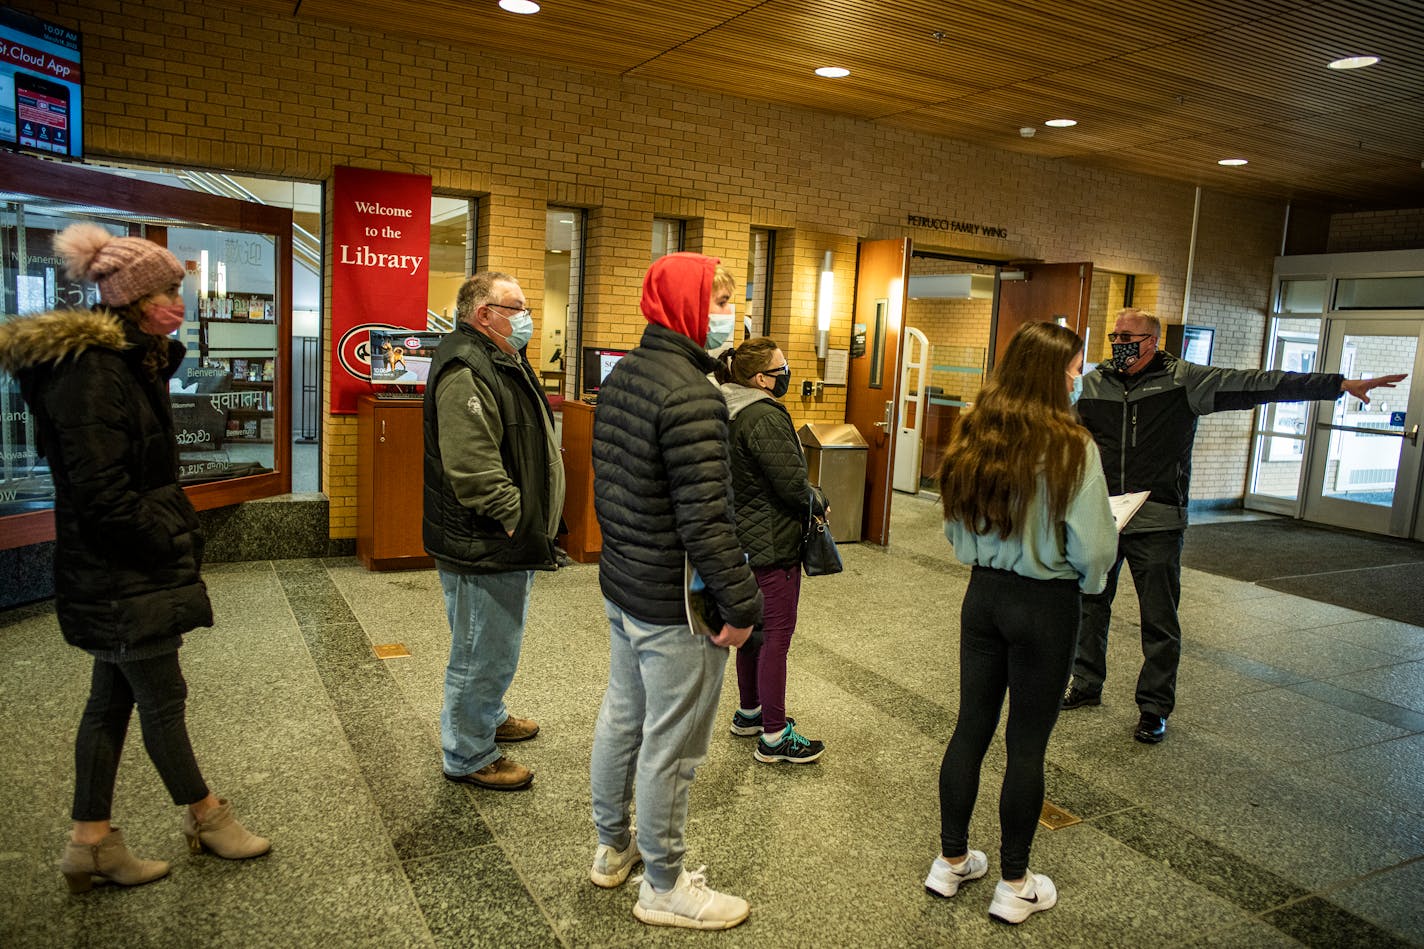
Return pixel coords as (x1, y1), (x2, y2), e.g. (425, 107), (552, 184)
(236, 0), (1424, 208)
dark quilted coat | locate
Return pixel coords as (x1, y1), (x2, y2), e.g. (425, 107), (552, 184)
(0, 309), (212, 657)
(592, 322), (763, 628)
(722, 386), (827, 568)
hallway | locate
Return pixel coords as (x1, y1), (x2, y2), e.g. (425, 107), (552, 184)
(1, 494), (1420, 947)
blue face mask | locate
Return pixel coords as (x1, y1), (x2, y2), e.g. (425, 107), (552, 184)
(1069, 372), (1083, 405)
(505, 312), (534, 351)
(705, 311), (735, 351)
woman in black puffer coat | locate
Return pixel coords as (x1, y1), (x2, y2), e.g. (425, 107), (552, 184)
(0, 224), (268, 894)
(715, 337), (828, 765)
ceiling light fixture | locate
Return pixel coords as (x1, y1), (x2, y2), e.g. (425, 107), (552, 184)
(1327, 55), (1379, 70)
(498, 0), (540, 14)
(814, 66), (850, 78)
(1218, 158), (1248, 166)
(1044, 118), (1077, 128)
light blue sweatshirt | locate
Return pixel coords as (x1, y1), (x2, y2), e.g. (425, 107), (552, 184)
(943, 440), (1117, 594)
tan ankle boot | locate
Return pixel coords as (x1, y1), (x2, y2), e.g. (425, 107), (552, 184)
(60, 828), (170, 893)
(182, 799), (271, 859)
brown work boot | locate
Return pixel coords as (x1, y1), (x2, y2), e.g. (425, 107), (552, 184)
(495, 715), (540, 743)
(445, 755), (534, 791)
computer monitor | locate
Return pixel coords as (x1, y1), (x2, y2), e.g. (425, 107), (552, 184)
(368, 328), (444, 386)
(581, 346), (628, 395)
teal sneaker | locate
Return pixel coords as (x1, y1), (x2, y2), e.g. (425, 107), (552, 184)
(753, 723), (824, 764)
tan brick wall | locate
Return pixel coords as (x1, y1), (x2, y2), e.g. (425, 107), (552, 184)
(1328, 208), (1424, 253)
(18, 0), (1308, 529)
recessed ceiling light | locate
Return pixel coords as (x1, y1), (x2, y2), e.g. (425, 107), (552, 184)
(1044, 118), (1077, 128)
(1218, 158), (1248, 166)
(498, 0), (540, 14)
(1327, 55), (1379, 70)
(814, 66), (850, 78)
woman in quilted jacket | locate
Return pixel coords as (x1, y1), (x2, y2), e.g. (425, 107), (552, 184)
(0, 224), (269, 895)
(715, 336), (828, 764)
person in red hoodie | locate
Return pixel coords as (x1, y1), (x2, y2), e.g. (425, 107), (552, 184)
(587, 253), (762, 930)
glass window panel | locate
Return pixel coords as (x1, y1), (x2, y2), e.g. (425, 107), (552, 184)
(651, 217), (682, 261)
(1278, 279), (1326, 314)
(428, 197), (473, 331)
(1334, 276), (1424, 310)
(746, 228), (774, 340)
(545, 208), (582, 398)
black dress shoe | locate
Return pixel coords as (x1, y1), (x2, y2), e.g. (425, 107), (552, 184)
(1061, 686), (1102, 710)
(1133, 713), (1167, 744)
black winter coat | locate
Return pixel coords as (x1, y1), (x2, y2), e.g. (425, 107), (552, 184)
(0, 309), (212, 657)
(723, 388), (825, 568)
(592, 324), (762, 628)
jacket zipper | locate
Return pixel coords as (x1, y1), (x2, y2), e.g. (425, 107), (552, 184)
(1118, 389), (1130, 493)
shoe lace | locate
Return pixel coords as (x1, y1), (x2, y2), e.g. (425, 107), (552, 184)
(685, 865), (709, 891)
(783, 724), (810, 748)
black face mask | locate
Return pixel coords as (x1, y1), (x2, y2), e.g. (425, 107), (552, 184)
(761, 367), (790, 399)
(1110, 340), (1141, 371)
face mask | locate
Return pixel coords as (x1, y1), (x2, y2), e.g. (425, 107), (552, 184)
(504, 311), (534, 351)
(1110, 340), (1141, 371)
(766, 369), (791, 399)
(705, 309), (735, 351)
(1069, 372), (1083, 405)
(141, 302), (186, 336)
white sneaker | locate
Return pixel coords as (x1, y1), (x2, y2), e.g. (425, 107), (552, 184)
(589, 830), (641, 888)
(988, 871), (1057, 924)
(633, 865), (750, 930)
(924, 850), (988, 897)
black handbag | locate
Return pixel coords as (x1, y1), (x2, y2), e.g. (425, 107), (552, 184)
(801, 488), (843, 577)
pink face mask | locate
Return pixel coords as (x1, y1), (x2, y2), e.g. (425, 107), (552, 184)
(141, 302), (186, 336)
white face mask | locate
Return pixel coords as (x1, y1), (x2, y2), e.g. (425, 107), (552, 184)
(705, 304), (735, 351)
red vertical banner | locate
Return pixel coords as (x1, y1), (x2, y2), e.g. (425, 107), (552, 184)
(330, 165), (432, 414)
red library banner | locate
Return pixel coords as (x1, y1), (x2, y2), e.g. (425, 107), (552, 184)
(330, 165), (432, 414)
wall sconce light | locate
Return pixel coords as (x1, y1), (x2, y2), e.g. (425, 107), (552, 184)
(816, 250), (834, 358)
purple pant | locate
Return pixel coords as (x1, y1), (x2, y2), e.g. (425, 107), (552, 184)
(735, 565), (802, 733)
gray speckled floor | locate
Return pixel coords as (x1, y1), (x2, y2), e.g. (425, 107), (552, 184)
(2, 494), (1422, 947)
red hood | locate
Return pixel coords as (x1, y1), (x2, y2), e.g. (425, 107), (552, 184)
(640, 252), (716, 346)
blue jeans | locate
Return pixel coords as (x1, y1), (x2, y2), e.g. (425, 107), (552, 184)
(439, 568), (535, 776)
(590, 598), (728, 891)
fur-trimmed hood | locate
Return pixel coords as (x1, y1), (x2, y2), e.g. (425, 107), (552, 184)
(0, 308), (130, 376)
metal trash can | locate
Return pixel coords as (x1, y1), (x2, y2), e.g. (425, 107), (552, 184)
(798, 423), (868, 543)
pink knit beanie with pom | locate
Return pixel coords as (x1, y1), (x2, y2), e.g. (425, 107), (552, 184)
(52, 222), (184, 307)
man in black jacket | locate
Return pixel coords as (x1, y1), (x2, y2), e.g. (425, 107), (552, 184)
(587, 253), (761, 930)
(423, 272), (565, 791)
(1064, 307), (1404, 744)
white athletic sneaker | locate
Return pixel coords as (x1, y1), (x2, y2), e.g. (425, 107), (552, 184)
(589, 830), (641, 888)
(988, 871), (1058, 924)
(632, 865), (750, 930)
(924, 850), (988, 897)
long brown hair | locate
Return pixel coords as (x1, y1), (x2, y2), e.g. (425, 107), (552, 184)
(938, 321), (1089, 538)
(713, 336), (778, 385)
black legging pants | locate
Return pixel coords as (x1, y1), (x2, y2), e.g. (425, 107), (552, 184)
(939, 567), (1080, 880)
(72, 650), (209, 821)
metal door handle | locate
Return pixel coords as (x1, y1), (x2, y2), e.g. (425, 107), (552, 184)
(1410, 423), (1420, 446)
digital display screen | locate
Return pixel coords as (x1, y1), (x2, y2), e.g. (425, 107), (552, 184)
(369, 328), (444, 385)
(0, 9), (82, 159)
(581, 347), (628, 394)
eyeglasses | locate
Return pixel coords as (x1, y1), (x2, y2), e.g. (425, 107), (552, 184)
(1106, 331), (1154, 343)
(760, 364), (791, 377)
(486, 302), (532, 320)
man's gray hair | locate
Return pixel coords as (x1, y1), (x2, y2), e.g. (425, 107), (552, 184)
(1116, 307), (1161, 337)
(456, 272), (516, 324)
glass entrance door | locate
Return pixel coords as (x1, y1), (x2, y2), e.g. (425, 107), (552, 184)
(1302, 320), (1424, 536)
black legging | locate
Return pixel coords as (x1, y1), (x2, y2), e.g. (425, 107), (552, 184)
(939, 567), (1079, 880)
(72, 651), (209, 821)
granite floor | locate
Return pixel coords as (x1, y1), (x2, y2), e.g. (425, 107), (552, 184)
(1, 494), (1421, 947)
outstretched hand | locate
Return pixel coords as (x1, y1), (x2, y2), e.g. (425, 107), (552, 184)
(1342, 373), (1407, 404)
(711, 623), (753, 649)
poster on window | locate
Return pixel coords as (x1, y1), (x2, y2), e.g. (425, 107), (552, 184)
(330, 165), (431, 414)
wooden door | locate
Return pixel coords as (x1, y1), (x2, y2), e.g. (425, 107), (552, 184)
(991, 261), (1094, 369)
(846, 238), (911, 545)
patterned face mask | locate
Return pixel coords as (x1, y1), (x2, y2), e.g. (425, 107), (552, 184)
(1109, 339), (1141, 371)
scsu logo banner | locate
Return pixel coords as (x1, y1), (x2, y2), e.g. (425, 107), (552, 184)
(330, 166), (431, 414)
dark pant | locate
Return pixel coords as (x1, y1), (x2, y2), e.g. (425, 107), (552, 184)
(735, 565), (801, 733)
(72, 651), (209, 821)
(1072, 529), (1184, 718)
(939, 567), (1079, 881)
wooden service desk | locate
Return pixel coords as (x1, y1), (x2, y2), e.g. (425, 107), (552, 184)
(560, 399), (601, 563)
(356, 395), (434, 571)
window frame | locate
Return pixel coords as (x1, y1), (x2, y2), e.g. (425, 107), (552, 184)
(0, 150), (294, 550)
